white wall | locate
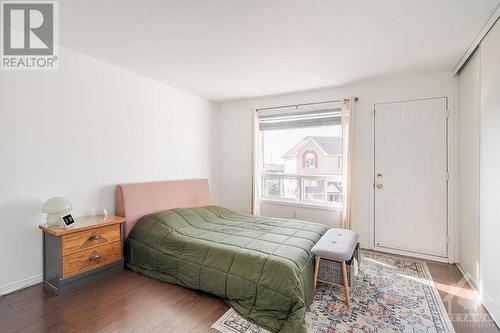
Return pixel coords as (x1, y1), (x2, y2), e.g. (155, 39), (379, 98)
(0, 47), (217, 294)
(217, 72), (458, 249)
(260, 201), (341, 228)
(479, 18), (500, 325)
(458, 50), (481, 285)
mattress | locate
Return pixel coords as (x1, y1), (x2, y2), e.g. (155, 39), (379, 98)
(125, 206), (327, 333)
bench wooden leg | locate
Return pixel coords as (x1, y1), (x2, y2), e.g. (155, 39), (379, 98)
(341, 260), (350, 307)
(314, 256), (320, 289)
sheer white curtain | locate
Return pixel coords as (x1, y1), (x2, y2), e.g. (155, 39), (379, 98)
(251, 109), (261, 215)
(341, 97), (355, 229)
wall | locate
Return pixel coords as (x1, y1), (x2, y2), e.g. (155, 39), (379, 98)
(479, 18), (500, 325)
(458, 50), (481, 286)
(0, 47), (217, 294)
(217, 72), (458, 249)
(260, 201), (341, 228)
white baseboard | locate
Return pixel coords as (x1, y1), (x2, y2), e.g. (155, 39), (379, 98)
(456, 263), (479, 293)
(0, 274), (42, 296)
(456, 264), (500, 328)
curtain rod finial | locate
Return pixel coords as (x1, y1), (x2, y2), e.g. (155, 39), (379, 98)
(343, 97), (359, 103)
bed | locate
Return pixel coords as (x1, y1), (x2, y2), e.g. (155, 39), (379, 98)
(116, 179), (327, 333)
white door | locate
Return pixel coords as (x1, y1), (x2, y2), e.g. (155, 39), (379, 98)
(374, 98), (448, 257)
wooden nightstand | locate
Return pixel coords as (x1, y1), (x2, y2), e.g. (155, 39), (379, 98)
(39, 215), (126, 294)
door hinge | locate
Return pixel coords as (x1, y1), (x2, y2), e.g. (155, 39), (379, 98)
(446, 171), (450, 181)
(445, 108), (450, 119)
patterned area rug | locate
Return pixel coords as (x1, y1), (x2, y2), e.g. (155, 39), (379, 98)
(212, 251), (455, 333)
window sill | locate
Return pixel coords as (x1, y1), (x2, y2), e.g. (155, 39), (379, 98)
(260, 199), (342, 212)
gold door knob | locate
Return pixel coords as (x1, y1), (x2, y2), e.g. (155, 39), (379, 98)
(376, 184), (383, 189)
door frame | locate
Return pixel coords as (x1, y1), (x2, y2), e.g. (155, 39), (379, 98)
(369, 96), (456, 263)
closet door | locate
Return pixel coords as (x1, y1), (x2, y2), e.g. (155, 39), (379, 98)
(480, 18), (500, 324)
(458, 50), (480, 284)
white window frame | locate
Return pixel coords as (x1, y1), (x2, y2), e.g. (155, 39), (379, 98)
(255, 100), (345, 211)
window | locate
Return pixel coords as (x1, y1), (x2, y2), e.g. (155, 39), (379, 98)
(304, 152), (317, 168)
(258, 104), (343, 209)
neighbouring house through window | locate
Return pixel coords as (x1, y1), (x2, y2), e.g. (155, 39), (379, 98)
(257, 104), (343, 209)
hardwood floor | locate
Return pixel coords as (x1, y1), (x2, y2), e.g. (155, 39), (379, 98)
(0, 259), (498, 333)
(425, 260), (499, 333)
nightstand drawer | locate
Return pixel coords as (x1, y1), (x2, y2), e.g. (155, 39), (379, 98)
(62, 241), (122, 278)
(62, 224), (120, 256)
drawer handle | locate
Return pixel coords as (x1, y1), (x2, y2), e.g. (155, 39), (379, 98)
(88, 234), (101, 241)
(88, 254), (101, 262)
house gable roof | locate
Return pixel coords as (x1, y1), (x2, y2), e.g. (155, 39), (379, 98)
(282, 136), (342, 158)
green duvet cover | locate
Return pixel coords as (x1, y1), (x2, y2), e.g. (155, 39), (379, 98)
(125, 206), (327, 333)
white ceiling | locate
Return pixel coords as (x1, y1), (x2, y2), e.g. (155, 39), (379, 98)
(60, 0), (500, 102)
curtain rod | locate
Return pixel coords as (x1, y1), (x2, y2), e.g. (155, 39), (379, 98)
(255, 97), (358, 112)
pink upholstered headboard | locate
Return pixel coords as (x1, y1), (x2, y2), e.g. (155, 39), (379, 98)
(116, 179), (211, 237)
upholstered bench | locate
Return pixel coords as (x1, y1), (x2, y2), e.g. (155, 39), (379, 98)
(311, 228), (359, 306)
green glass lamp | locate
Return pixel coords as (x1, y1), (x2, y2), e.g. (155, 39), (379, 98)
(41, 197), (73, 226)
